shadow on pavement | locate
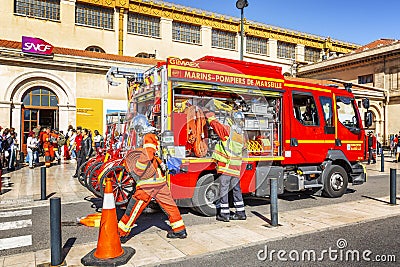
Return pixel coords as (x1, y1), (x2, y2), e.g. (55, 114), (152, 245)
(362, 195), (391, 204)
(251, 211), (282, 227)
(63, 237), (77, 260)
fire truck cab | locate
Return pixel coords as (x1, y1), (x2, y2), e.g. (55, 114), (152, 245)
(123, 56), (369, 216)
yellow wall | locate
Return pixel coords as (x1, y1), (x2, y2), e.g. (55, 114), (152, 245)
(76, 98), (103, 133)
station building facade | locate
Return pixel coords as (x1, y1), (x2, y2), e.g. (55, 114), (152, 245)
(0, 0), (359, 150)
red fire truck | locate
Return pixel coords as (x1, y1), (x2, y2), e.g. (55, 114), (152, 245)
(116, 56), (371, 216)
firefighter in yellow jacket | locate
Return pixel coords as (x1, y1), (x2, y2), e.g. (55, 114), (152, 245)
(204, 109), (247, 222)
(118, 115), (187, 243)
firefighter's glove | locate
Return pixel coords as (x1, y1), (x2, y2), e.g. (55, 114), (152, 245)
(160, 162), (167, 172)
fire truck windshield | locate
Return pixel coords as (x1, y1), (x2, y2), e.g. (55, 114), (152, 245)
(336, 96), (359, 130)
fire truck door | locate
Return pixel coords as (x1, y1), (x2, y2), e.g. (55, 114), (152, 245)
(290, 92), (325, 163)
(335, 96), (363, 161)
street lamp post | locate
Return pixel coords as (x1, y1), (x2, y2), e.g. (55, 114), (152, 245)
(236, 0), (249, 61)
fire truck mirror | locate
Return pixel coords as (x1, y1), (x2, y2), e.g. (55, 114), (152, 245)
(364, 111), (373, 128)
(362, 98), (370, 109)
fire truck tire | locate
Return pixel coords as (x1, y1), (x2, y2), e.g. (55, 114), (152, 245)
(99, 165), (135, 206)
(322, 165), (348, 198)
(78, 158), (95, 187)
(86, 163), (104, 197)
(191, 173), (219, 217)
(83, 161), (102, 189)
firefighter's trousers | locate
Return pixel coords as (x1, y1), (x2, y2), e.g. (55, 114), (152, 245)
(118, 182), (185, 236)
(43, 143), (52, 167)
(218, 174), (245, 217)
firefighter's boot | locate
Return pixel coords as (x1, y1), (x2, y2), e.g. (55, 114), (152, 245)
(230, 212), (247, 220)
(216, 214), (230, 222)
(166, 229), (187, 239)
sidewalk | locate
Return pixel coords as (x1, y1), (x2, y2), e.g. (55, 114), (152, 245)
(0, 161), (90, 208)
(0, 158), (399, 266)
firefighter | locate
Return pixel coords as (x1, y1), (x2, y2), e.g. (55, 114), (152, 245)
(50, 129), (61, 164)
(204, 109), (247, 222)
(118, 115), (187, 243)
(367, 131), (376, 164)
(42, 128), (53, 167)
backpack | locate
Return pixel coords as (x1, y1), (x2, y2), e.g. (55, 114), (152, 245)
(57, 134), (66, 146)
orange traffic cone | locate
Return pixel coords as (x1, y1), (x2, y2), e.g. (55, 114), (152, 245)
(77, 213), (102, 227)
(81, 178), (135, 266)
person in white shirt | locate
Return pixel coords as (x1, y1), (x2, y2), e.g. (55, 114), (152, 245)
(27, 131), (39, 169)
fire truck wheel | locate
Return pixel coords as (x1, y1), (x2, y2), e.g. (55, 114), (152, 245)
(86, 163), (104, 197)
(99, 165), (135, 206)
(78, 159), (94, 187)
(83, 161), (102, 189)
(191, 173), (219, 217)
(322, 165), (348, 198)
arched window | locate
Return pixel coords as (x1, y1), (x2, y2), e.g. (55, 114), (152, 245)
(22, 87), (58, 107)
(85, 46), (105, 53)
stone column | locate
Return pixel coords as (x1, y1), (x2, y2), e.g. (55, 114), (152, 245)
(159, 18), (173, 59)
(60, 0), (76, 26)
(58, 104), (76, 132)
(0, 101), (11, 129)
(267, 39), (277, 59)
(296, 44), (305, 62)
(11, 102), (23, 147)
(201, 26), (212, 49)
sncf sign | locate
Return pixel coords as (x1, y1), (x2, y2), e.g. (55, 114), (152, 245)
(22, 36), (53, 55)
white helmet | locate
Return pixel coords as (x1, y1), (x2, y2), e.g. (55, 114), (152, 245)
(132, 114), (156, 135)
(233, 111), (245, 125)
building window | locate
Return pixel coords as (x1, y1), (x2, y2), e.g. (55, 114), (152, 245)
(304, 47), (320, 62)
(85, 46), (105, 53)
(14, 0), (60, 21)
(358, 74), (373, 84)
(127, 14), (160, 38)
(246, 36), (267, 55)
(23, 88), (58, 107)
(277, 41), (295, 59)
(75, 3), (114, 30)
(211, 29), (236, 50)
(172, 22), (201, 44)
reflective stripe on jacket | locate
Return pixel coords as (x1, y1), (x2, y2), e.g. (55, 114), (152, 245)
(134, 133), (166, 185)
(208, 115), (244, 178)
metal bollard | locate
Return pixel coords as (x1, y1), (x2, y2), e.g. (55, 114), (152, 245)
(270, 177), (278, 226)
(390, 168), (397, 205)
(41, 166), (47, 200)
(19, 151), (25, 165)
(50, 197), (63, 266)
(381, 152), (385, 172)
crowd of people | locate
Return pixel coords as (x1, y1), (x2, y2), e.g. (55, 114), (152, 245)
(0, 124), (104, 173)
(0, 126), (19, 171)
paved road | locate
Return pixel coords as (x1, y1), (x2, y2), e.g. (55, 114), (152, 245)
(158, 215), (400, 267)
(0, 171), (397, 256)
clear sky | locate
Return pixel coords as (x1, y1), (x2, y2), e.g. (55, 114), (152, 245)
(161, 0), (399, 45)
